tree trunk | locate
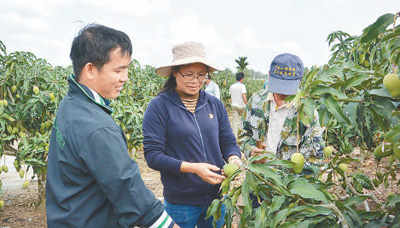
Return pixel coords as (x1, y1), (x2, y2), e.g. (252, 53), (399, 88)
(35, 170), (46, 213)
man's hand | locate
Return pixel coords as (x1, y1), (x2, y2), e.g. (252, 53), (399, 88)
(173, 224), (181, 228)
(181, 162), (225, 185)
(251, 140), (268, 163)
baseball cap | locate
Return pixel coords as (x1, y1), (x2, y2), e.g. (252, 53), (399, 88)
(268, 53), (304, 95)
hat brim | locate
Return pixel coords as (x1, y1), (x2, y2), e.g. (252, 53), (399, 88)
(156, 56), (221, 77)
(268, 76), (301, 95)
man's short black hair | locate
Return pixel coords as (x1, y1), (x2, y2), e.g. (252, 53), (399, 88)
(70, 24), (132, 81)
(236, 72), (245, 81)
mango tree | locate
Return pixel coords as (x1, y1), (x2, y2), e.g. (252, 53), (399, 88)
(208, 12), (400, 227)
(0, 41), (70, 209)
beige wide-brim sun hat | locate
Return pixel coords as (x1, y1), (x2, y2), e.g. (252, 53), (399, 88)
(156, 41), (222, 77)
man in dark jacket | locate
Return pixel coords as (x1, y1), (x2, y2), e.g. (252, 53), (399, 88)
(46, 24), (177, 228)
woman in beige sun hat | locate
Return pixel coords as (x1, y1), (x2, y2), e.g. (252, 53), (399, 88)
(142, 41), (242, 228)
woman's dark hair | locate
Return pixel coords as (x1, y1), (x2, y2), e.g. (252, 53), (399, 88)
(70, 23), (132, 81)
(158, 66), (179, 95)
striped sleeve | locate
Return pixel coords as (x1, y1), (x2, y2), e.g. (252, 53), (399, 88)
(148, 211), (175, 228)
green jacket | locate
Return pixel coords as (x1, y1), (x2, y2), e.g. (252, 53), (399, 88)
(238, 90), (325, 167)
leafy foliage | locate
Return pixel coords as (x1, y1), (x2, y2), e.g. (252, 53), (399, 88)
(207, 12), (400, 227)
(235, 56), (249, 72)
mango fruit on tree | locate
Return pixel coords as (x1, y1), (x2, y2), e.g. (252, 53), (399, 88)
(33, 85), (40, 95)
(383, 73), (400, 98)
(22, 181), (29, 189)
(324, 146), (334, 158)
(223, 163), (239, 177)
(291, 153), (305, 174)
(374, 142), (393, 160)
(338, 163), (348, 172)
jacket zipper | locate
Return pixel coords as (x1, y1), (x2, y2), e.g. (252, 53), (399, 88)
(193, 102), (212, 202)
(193, 113), (207, 161)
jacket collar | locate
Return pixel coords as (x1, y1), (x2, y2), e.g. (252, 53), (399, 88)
(161, 89), (208, 112)
(68, 75), (113, 114)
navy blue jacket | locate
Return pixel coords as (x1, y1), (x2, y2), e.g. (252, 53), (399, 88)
(143, 89), (241, 205)
(46, 75), (167, 228)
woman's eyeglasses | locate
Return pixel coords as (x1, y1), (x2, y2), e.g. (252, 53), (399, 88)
(178, 71), (209, 82)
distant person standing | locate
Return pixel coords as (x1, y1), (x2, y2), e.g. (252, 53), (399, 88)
(229, 72), (247, 137)
(204, 75), (220, 99)
(263, 79), (269, 90)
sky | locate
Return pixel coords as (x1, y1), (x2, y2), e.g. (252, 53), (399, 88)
(0, 0), (398, 74)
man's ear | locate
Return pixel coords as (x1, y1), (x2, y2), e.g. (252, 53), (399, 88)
(82, 62), (96, 80)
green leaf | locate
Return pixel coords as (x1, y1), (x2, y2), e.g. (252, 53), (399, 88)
(298, 104), (307, 125)
(286, 205), (333, 220)
(353, 173), (374, 190)
(206, 199), (221, 219)
(386, 193), (400, 207)
(23, 157), (47, 167)
(345, 206), (363, 226)
(254, 203), (268, 228)
(303, 97), (315, 124)
(288, 178), (329, 202)
(310, 86), (348, 99)
(264, 159), (293, 168)
(321, 94), (351, 125)
(248, 152), (275, 163)
(286, 205), (316, 216)
(368, 88), (393, 98)
(270, 195), (285, 212)
(343, 102), (358, 129)
(382, 26), (400, 42)
(241, 175), (252, 212)
(318, 104), (330, 127)
(301, 205), (333, 218)
(317, 66), (343, 82)
(338, 157), (360, 164)
(277, 220), (302, 228)
(344, 73), (370, 90)
(361, 13), (395, 43)
(370, 100), (395, 119)
(273, 208), (288, 228)
(343, 195), (368, 207)
(247, 163), (283, 186)
(384, 122), (400, 143)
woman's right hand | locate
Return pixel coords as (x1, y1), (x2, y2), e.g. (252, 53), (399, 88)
(180, 162), (225, 185)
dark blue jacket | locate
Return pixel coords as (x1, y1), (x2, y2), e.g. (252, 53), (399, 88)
(46, 75), (167, 228)
(143, 89), (241, 205)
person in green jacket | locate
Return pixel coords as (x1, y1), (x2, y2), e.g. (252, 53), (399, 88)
(46, 24), (178, 228)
